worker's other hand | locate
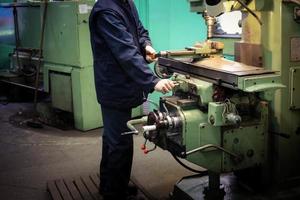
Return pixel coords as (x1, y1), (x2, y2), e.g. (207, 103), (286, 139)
(145, 45), (157, 63)
(154, 79), (175, 94)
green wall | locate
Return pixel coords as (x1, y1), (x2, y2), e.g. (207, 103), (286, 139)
(135, 0), (207, 108)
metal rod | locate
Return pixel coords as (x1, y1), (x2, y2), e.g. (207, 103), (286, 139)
(186, 144), (239, 158)
(122, 116), (148, 135)
(12, 4), (21, 73)
(33, 0), (48, 109)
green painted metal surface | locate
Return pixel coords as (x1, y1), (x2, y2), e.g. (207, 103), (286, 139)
(43, 63), (73, 93)
(208, 102), (226, 126)
(182, 0), (300, 186)
(43, 1), (93, 68)
(182, 108), (223, 172)
(50, 73), (73, 113)
(163, 73), (270, 173)
(237, 74), (285, 92)
(261, 1), (300, 184)
(17, 7), (40, 48)
(173, 74), (213, 104)
(71, 66), (102, 131)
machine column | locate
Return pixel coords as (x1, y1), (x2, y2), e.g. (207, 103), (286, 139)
(203, 171), (225, 200)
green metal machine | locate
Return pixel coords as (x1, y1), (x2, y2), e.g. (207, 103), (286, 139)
(126, 0), (300, 199)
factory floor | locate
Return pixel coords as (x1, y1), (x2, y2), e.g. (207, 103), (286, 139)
(0, 103), (193, 200)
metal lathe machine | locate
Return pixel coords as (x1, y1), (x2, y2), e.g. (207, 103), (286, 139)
(127, 0), (300, 199)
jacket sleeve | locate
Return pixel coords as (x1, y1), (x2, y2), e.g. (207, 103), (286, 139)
(130, 1), (152, 48)
(137, 19), (152, 49)
(95, 10), (159, 93)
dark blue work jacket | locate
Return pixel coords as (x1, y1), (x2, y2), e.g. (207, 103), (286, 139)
(89, 0), (159, 109)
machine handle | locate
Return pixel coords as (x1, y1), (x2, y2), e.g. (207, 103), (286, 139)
(122, 116), (148, 136)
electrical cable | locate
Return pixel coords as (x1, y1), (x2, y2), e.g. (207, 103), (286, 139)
(171, 153), (209, 174)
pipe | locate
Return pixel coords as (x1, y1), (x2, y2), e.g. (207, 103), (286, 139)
(34, 0), (48, 109)
(12, 4), (21, 73)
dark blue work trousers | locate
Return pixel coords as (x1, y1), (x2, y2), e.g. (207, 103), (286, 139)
(100, 105), (133, 199)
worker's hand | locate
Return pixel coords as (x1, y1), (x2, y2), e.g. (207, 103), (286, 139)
(154, 79), (175, 94)
(145, 45), (157, 63)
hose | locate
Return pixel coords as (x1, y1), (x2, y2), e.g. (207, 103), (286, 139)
(171, 153), (209, 174)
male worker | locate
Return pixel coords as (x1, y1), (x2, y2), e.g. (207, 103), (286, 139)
(89, 0), (174, 199)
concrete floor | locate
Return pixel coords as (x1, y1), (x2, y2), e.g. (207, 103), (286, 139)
(0, 103), (194, 200)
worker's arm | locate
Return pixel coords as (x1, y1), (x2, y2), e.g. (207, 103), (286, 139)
(137, 19), (152, 49)
(133, 6), (157, 62)
(96, 10), (159, 93)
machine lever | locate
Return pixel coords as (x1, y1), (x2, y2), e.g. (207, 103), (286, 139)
(122, 116), (148, 136)
(121, 131), (139, 136)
